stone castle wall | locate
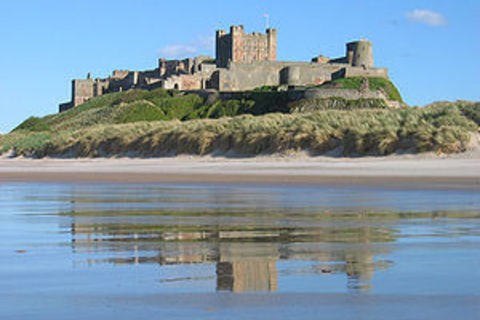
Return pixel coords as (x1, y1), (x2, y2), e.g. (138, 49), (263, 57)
(212, 88), (391, 104)
(72, 79), (94, 107)
(59, 25), (391, 112)
(332, 66), (389, 80)
(213, 61), (384, 91)
(293, 88), (388, 101)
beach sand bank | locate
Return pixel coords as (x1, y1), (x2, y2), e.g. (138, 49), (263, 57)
(1, 152), (479, 190)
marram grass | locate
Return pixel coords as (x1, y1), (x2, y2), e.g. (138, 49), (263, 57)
(2, 104), (477, 158)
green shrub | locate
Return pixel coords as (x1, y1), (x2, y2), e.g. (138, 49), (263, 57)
(253, 85), (279, 92)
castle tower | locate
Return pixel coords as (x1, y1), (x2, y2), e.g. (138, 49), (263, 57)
(266, 28), (277, 61)
(230, 25), (244, 63)
(346, 40), (374, 68)
(215, 25), (277, 68)
(72, 77), (94, 107)
(215, 29), (230, 68)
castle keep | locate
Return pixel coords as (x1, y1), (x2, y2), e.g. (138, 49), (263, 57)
(216, 25), (277, 67)
(59, 25), (389, 112)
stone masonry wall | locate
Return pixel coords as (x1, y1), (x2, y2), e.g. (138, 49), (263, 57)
(333, 66), (389, 80)
(216, 61), (346, 91)
(296, 88), (388, 100)
(215, 88), (390, 103)
(72, 79), (94, 107)
(216, 26), (277, 68)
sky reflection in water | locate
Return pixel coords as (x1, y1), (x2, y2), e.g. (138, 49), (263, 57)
(2, 182), (479, 298)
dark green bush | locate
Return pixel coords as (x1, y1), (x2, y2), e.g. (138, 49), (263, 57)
(253, 85), (279, 92)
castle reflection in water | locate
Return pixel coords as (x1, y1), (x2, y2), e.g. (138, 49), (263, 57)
(70, 215), (395, 293)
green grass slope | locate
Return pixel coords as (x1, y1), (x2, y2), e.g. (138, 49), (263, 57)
(11, 87), (395, 134)
(21, 89), (206, 132)
(319, 77), (403, 102)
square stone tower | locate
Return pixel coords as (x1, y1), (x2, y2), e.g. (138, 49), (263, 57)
(215, 25), (277, 68)
(72, 77), (94, 107)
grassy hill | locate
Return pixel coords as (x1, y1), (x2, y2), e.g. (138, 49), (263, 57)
(2, 79), (479, 158)
(11, 89), (285, 133)
(10, 78), (404, 133)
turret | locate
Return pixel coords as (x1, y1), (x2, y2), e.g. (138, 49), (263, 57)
(215, 29), (230, 68)
(266, 28), (277, 61)
(346, 40), (374, 68)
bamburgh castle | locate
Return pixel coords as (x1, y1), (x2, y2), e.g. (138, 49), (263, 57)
(59, 25), (389, 112)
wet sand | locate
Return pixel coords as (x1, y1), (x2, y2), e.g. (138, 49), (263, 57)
(0, 155), (479, 189)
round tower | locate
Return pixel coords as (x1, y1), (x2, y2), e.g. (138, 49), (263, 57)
(346, 40), (373, 68)
(285, 66), (301, 86)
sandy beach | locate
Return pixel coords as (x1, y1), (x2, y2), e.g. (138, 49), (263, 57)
(1, 151), (479, 189)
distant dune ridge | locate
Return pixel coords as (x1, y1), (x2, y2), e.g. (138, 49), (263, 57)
(1, 84), (478, 158)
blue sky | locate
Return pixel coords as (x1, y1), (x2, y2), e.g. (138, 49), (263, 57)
(0, 0), (479, 133)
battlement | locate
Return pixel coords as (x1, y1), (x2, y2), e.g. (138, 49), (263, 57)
(230, 25), (244, 33)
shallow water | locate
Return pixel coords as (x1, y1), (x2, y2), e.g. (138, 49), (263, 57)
(1, 182), (480, 319)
